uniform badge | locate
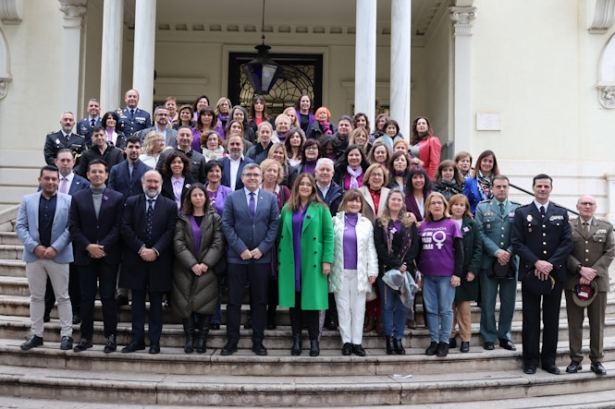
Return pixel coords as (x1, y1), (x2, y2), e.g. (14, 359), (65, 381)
(527, 215), (533, 222)
(55, 138), (60, 144)
(487, 224), (491, 229)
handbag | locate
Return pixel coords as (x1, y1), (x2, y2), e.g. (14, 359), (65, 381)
(212, 256), (228, 286)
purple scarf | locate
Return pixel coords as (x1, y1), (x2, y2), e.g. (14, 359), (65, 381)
(190, 215), (202, 259)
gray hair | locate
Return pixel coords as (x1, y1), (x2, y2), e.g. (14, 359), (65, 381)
(315, 157), (334, 171)
(242, 162), (262, 175)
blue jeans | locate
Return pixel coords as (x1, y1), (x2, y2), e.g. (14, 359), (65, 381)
(423, 275), (455, 343)
(377, 277), (407, 338)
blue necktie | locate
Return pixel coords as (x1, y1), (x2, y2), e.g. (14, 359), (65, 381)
(146, 199), (154, 245)
(249, 192), (255, 219)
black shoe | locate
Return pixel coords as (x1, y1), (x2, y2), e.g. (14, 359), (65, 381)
(436, 342), (449, 357)
(266, 317), (277, 330)
(60, 336), (73, 350)
(116, 295), (129, 307)
(73, 338), (92, 352)
(72, 314), (81, 325)
(149, 343), (161, 354)
(524, 365), (537, 374)
(566, 361), (582, 373)
(590, 362), (607, 375)
(460, 341), (470, 353)
(20, 335), (43, 350)
(449, 337), (457, 348)
(244, 316), (252, 330)
(103, 335), (117, 353)
(43, 314), (50, 323)
(252, 341), (268, 356)
(309, 340), (320, 357)
(542, 364), (561, 375)
(291, 335), (302, 356)
(220, 340), (238, 356)
(385, 336), (396, 355)
(352, 344), (366, 357)
(425, 341), (438, 356)
(210, 322), (220, 330)
(325, 316), (337, 331)
(483, 342), (495, 350)
(121, 341), (145, 353)
(342, 342), (352, 356)
(499, 338), (516, 351)
(393, 338), (406, 355)
(182, 318), (195, 354)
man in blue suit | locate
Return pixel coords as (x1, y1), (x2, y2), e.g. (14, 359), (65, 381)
(117, 89), (151, 138)
(512, 174), (574, 375)
(76, 98), (102, 147)
(44, 149), (90, 323)
(69, 159), (124, 353)
(109, 136), (152, 203)
(120, 170), (177, 354)
(475, 175), (520, 351)
(15, 165), (74, 351)
(221, 163), (279, 356)
(220, 134), (254, 191)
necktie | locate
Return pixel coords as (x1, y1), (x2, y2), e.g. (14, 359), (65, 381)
(60, 177), (68, 194)
(249, 192), (256, 219)
(146, 199), (154, 245)
(583, 222), (590, 234)
(499, 202), (505, 216)
(540, 206), (545, 218)
(130, 109), (135, 119)
(90, 119), (95, 127)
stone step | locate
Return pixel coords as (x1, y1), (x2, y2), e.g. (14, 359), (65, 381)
(0, 355), (613, 406)
(0, 260), (25, 277)
(0, 245), (22, 260)
(0, 233), (20, 245)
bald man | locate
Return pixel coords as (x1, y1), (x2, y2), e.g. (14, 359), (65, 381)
(564, 195), (614, 376)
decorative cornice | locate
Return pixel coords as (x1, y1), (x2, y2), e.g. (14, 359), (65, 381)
(58, 0), (86, 28)
(597, 84), (615, 108)
(0, 29), (10, 100)
(449, 6), (477, 36)
(588, 0), (615, 34)
(0, 0), (23, 24)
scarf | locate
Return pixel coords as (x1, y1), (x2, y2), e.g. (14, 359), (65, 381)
(347, 166), (363, 189)
(276, 129), (293, 142)
(320, 121), (333, 135)
(477, 172), (494, 201)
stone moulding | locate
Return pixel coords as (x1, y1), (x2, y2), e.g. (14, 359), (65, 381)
(0, 0), (23, 25)
(597, 32), (615, 108)
(0, 29), (10, 100)
(588, 0), (615, 34)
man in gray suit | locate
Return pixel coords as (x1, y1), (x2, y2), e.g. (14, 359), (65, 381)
(221, 163), (279, 356)
(475, 175), (520, 351)
(15, 165), (74, 351)
(136, 106), (177, 148)
(564, 195), (615, 375)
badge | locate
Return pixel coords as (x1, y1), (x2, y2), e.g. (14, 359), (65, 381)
(508, 212), (515, 218)
(487, 224), (491, 229)
(549, 215), (564, 221)
(55, 138), (60, 144)
(463, 226), (470, 233)
(484, 212), (495, 217)
(527, 215), (533, 222)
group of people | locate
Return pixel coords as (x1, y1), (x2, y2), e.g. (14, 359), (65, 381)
(20, 90), (613, 375)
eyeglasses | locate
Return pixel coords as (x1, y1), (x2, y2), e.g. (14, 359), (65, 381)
(243, 173), (261, 178)
(579, 202), (596, 206)
(430, 201), (444, 206)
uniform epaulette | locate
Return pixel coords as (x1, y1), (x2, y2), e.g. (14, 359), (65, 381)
(47, 131), (56, 135)
(511, 201), (521, 205)
(75, 134), (85, 139)
(116, 108), (123, 114)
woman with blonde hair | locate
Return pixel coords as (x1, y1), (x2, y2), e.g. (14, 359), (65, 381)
(246, 121), (274, 164)
(273, 114), (293, 143)
(139, 131), (166, 168)
(214, 97), (232, 137)
(268, 142), (295, 188)
(284, 106), (301, 129)
(348, 127), (372, 155)
(330, 189), (378, 356)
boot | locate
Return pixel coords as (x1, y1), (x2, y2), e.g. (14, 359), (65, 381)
(291, 334), (302, 356)
(182, 317), (195, 354)
(385, 336), (396, 355)
(309, 339), (320, 357)
(196, 314), (210, 354)
(393, 338), (406, 355)
(363, 315), (375, 333)
(376, 316), (384, 335)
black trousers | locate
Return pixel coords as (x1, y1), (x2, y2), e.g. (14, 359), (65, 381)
(521, 279), (563, 367)
(78, 261), (118, 339)
(226, 262), (269, 343)
(45, 262), (80, 316)
(131, 288), (163, 344)
(290, 291), (320, 340)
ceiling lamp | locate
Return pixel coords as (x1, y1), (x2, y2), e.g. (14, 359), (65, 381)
(242, 0), (283, 94)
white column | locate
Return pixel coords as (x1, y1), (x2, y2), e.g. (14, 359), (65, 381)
(354, 0), (377, 126)
(449, 6), (477, 154)
(100, 0), (124, 112)
(132, 0), (156, 112)
(58, 0), (87, 116)
(606, 172), (615, 225)
(390, 0), (411, 140)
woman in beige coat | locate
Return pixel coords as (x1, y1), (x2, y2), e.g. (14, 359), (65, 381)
(173, 183), (225, 354)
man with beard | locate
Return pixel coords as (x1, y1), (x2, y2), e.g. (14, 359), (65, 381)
(44, 112), (87, 166)
(119, 170), (177, 354)
(75, 126), (124, 178)
(136, 106), (177, 148)
(221, 133), (254, 191)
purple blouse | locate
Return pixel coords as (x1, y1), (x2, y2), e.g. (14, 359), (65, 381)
(292, 206), (308, 292)
(343, 213), (359, 269)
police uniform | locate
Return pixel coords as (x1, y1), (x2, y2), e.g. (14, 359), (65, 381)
(565, 217), (615, 366)
(43, 131), (87, 166)
(117, 107), (151, 138)
(512, 201), (573, 371)
(475, 197), (520, 346)
(76, 117), (101, 147)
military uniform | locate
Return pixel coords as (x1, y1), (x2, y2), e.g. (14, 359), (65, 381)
(76, 117), (101, 147)
(475, 198), (520, 345)
(565, 217), (615, 365)
(43, 131), (87, 166)
(512, 201), (573, 370)
(117, 107), (151, 138)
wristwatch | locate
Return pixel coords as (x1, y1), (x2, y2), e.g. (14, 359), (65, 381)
(576, 264), (583, 273)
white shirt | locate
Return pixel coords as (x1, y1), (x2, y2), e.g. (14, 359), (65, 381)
(533, 200), (550, 213)
(229, 157), (242, 191)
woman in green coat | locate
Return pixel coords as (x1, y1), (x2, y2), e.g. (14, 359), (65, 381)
(278, 173), (334, 357)
(448, 194), (482, 352)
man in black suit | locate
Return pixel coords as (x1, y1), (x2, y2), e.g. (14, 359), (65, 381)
(512, 174), (573, 375)
(44, 112), (87, 166)
(44, 149), (90, 323)
(76, 98), (102, 146)
(69, 159), (124, 353)
(120, 170), (177, 354)
(75, 126), (124, 178)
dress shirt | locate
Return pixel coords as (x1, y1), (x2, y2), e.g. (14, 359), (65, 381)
(59, 172), (75, 194)
(229, 157), (242, 191)
(317, 182), (331, 199)
(533, 200), (550, 213)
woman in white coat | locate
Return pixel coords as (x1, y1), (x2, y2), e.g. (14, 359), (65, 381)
(330, 189), (378, 356)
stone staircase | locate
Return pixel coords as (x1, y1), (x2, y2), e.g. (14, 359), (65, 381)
(0, 206), (614, 407)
